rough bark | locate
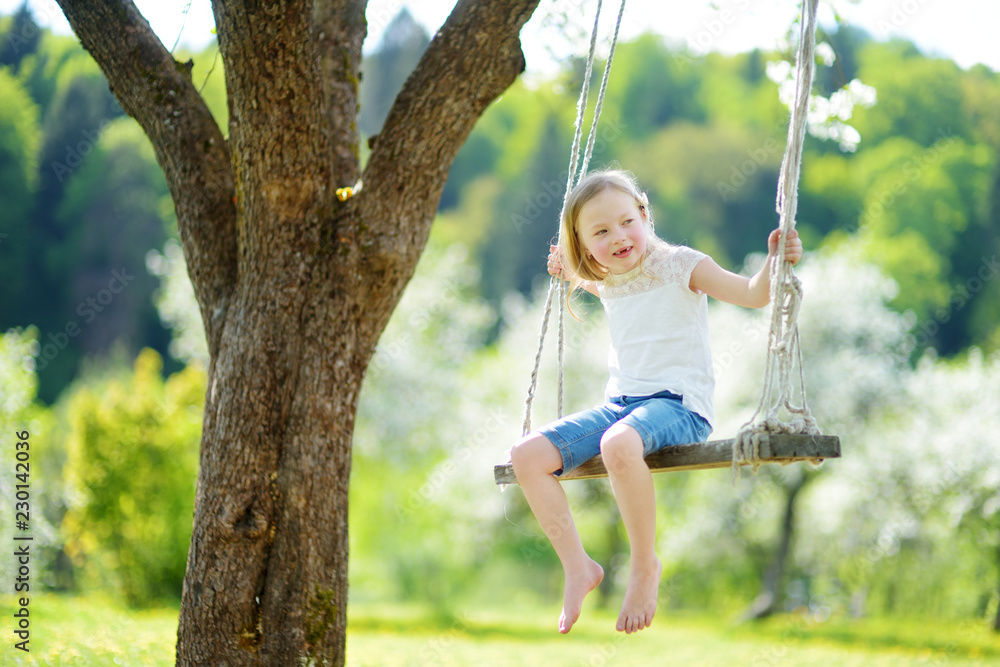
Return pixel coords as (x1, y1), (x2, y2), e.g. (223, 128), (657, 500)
(54, 0), (540, 663)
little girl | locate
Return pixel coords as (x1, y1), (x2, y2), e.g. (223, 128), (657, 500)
(510, 169), (802, 635)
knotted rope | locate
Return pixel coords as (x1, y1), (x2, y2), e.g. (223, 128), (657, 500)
(733, 0), (822, 475)
(520, 0), (627, 437)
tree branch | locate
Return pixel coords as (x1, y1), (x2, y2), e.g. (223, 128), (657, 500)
(359, 0), (541, 277)
(312, 0), (367, 185)
(55, 0), (237, 357)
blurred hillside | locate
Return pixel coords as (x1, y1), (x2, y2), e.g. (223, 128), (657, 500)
(1, 4), (998, 403)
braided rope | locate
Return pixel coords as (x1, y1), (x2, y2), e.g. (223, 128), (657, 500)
(733, 0), (822, 475)
(521, 0), (627, 436)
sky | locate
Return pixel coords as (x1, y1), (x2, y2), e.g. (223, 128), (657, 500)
(2, 0), (998, 74)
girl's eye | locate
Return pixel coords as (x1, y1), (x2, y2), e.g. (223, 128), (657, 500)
(595, 229), (606, 236)
(623, 219), (633, 225)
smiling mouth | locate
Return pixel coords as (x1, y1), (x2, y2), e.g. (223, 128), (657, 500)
(613, 246), (632, 257)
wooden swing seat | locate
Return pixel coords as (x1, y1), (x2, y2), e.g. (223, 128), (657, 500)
(493, 433), (840, 485)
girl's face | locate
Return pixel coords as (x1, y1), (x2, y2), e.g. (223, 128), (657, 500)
(576, 187), (648, 275)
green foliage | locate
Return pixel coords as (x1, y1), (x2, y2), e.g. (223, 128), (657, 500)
(698, 50), (785, 130)
(0, 1), (40, 69)
(602, 34), (705, 139)
(62, 349), (203, 606)
(441, 80), (568, 210)
(623, 120), (782, 266)
(0, 67), (39, 307)
(0, 11), (214, 404)
(351, 240), (498, 606)
(798, 152), (861, 242)
(852, 41), (969, 148)
(439, 25), (1000, 354)
(28, 117), (173, 401)
(851, 136), (996, 323)
(16, 31), (93, 113)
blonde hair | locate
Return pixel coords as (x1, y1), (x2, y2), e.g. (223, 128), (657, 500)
(560, 169), (660, 315)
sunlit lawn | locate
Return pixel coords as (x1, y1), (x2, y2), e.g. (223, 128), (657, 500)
(3, 594), (998, 665)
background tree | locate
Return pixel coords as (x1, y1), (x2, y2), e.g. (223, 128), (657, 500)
(0, 69), (39, 328)
(0, 1), (40, 69)
(52, 0), (541, 663)
(357, 8), (429, 136)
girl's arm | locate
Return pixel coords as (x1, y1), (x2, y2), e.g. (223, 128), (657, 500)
(548, 245), (600, 297)
(689, 229), (802, 309)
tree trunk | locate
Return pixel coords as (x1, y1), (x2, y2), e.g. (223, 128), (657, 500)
(176, 285), (367, 662)
(54, 0), (541, 663)
(742, 472), (810, 621)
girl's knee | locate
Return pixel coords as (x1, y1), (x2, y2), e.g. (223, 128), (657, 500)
(511, 433), (561, 476)
(600, 425), (644, 466)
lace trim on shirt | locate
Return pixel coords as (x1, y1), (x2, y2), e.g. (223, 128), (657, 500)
(599, 244), (706, 299)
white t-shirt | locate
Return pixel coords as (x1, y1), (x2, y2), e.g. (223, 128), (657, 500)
(595, 242), (715, 428)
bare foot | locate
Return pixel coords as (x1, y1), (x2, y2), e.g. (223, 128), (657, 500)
(616, 558), (662, 634)
(558, 558), (605, 634)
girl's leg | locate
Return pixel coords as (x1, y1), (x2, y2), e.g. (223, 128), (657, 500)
(511, 433), (604, 634)
(600, 422), (662, 634)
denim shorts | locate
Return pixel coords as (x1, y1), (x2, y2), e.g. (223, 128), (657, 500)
(537, 391), (712, 477)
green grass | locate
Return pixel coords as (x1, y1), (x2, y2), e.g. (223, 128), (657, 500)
(347, 604), (1000, 667)
(2, 594), (998, 666)
(1, 594), (178, 665)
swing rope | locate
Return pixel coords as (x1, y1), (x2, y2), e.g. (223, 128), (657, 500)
(732, 0), (822, 474)
(520, 0), (628, 437)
